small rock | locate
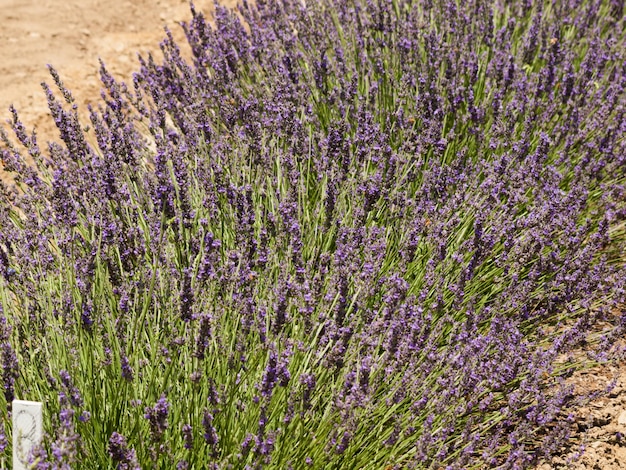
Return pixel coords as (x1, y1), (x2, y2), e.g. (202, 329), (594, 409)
(618, 410), (626, 426)
(612, 431), (625, 445)
(593, 413), (612, 427)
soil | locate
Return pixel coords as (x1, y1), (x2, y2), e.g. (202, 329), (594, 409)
(535, 359), (626, 469)
(0, 1), (625, 468)
(0, 0), (237, 143)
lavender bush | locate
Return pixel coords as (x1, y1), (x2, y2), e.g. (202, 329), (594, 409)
(0, 0), (625, 468)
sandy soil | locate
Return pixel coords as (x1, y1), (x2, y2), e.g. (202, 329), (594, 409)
(0, 1), (625, 468)
(536, 360), (626, 469)
(0, 0), (237, 141)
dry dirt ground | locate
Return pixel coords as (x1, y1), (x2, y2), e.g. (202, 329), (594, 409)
(0, 1), (625, 468)
(0, 0), (237, 141)
(536, 359), (626, 469)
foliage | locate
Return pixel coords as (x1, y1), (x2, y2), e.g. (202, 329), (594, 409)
(0, 0), (625, 468)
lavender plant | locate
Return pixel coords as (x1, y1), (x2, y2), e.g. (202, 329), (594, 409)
(1, 0), (625, 468)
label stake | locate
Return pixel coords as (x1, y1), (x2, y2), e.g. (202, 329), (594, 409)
(12, 400), (43, 470)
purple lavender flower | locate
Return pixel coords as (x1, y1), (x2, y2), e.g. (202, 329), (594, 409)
(120, 355), (134, 382)
(182, 424), (193, 450)
(59, 370), (83, 408)
(144, 395), (170, 441)
(108, 432), (140, 470)
(50, 406), (80, 468)
(180, 267), (194, 321)
(202, 410), (219, 450)
(0, 420), (7, 454)
(194, 313), (212, 359)
(0, 315), (17, 404)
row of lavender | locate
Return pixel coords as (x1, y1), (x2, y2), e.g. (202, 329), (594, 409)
(0, 0), (625, 468)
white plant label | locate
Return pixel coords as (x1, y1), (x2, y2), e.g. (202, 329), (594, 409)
(12, 400), (43, 470)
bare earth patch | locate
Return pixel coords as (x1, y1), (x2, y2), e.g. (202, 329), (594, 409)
(0, 0), (237, 142)
(536, 360), (626, 469)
